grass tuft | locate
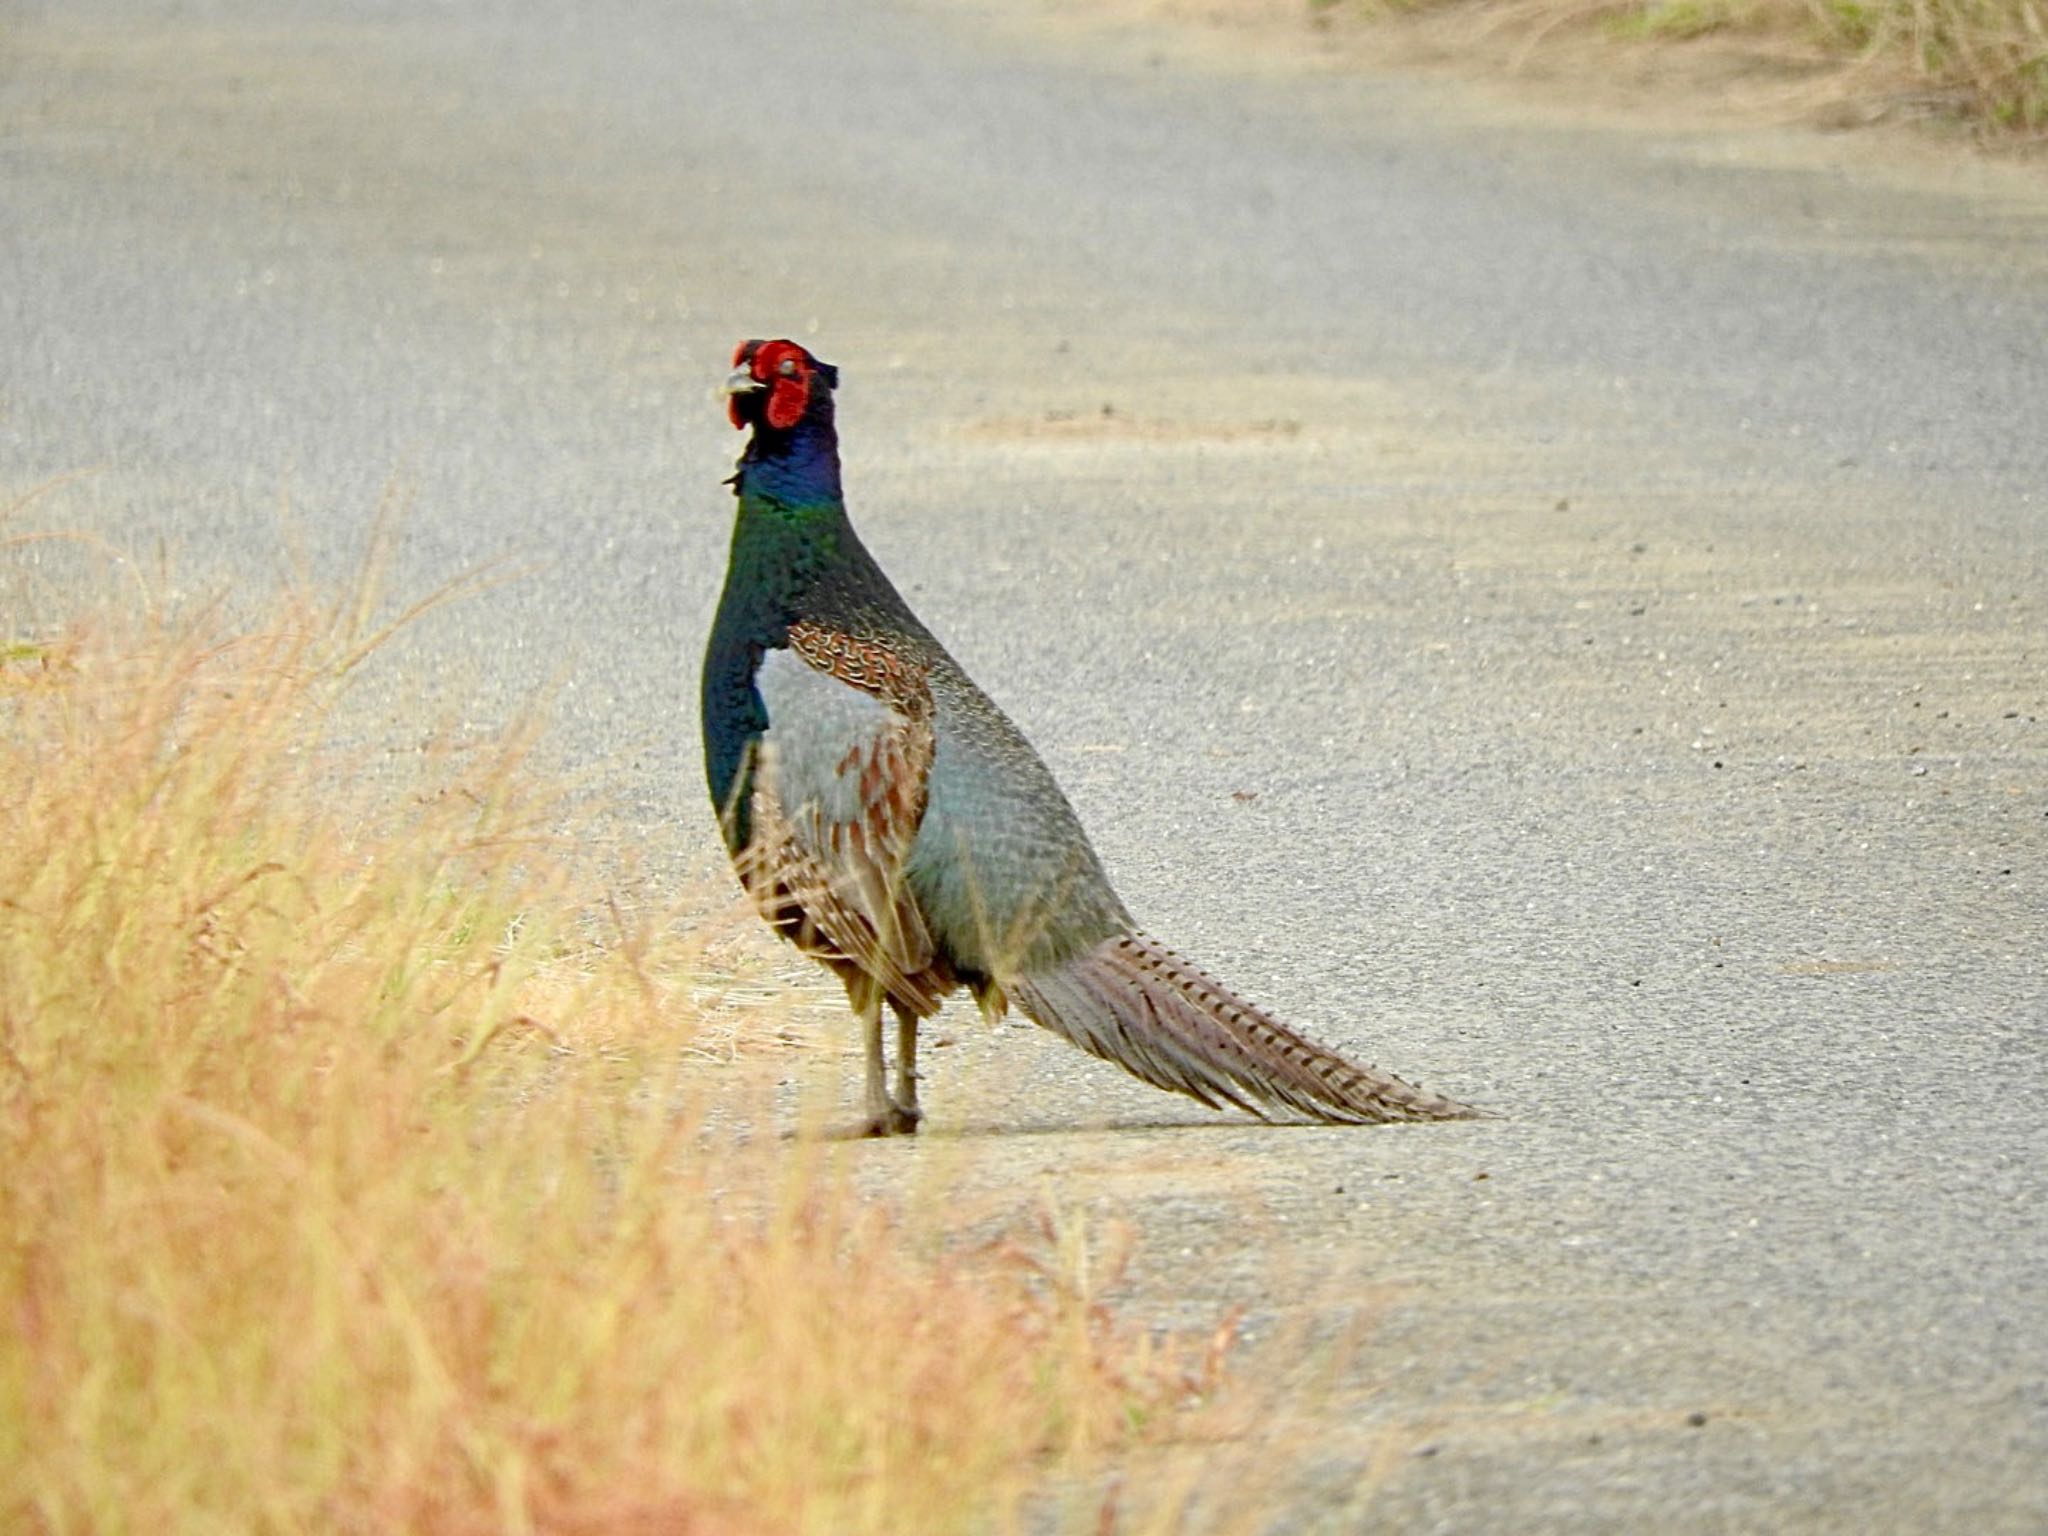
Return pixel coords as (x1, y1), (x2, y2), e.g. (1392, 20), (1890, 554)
(0, 583), (1208, 1535)
(1318, 0), (2048, 135)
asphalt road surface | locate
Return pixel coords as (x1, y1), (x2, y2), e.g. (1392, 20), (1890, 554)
(6, 2), (2046, 1529)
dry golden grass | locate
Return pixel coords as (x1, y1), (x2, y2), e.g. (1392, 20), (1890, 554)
(1452, 0), (2048, 133)
(0, 571), (1218, 1535)
(1359, 0), (2048, 134)
(1226, 0), (2048, 136)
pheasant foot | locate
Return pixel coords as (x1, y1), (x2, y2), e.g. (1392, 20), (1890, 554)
(829, 1100), (922, 1139)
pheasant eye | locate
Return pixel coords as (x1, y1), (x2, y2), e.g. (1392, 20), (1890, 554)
(777, 357), (800, 377)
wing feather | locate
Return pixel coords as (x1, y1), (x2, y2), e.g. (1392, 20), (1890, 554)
(737, 632), (950, 1014)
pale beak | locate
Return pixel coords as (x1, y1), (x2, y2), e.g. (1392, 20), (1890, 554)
(725, 366), (765, 395)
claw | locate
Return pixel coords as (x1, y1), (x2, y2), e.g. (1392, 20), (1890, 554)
(829, 1101), (921, 1139)
(867, 1100), (922, 1137)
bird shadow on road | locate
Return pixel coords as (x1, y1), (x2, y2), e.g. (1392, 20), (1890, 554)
(916, 1115), (1400, 1141)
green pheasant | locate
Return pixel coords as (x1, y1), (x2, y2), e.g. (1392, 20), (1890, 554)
(703, 339), (1479, 1135)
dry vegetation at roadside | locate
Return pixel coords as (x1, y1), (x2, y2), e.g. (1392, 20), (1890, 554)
(1428, 0), (2043, 132)
(0, 555), (1227, 1534)
(1212, 0), (2047, 139)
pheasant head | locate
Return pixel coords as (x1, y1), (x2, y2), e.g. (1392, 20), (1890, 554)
(725, 338), (839, 432)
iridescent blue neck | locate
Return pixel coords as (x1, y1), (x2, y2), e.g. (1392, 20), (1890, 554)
(732, 403), (843, 508)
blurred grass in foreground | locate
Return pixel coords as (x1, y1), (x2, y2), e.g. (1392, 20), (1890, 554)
(0, 576), (1217, 1534)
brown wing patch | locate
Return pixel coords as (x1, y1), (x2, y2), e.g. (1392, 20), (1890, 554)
(733, 634), (950, 1017)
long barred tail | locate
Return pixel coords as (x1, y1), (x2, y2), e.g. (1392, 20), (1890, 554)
(1009, 932), (1483, 1124)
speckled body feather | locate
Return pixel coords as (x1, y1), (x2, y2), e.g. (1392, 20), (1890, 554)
(703, 339), (1478, 1132)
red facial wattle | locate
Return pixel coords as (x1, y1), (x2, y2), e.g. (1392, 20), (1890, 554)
(765, 370), (808, 430)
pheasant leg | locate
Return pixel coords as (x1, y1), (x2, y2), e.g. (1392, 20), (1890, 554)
(890, 1000), (922, 1126)
(845, 983), (920, 1138)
